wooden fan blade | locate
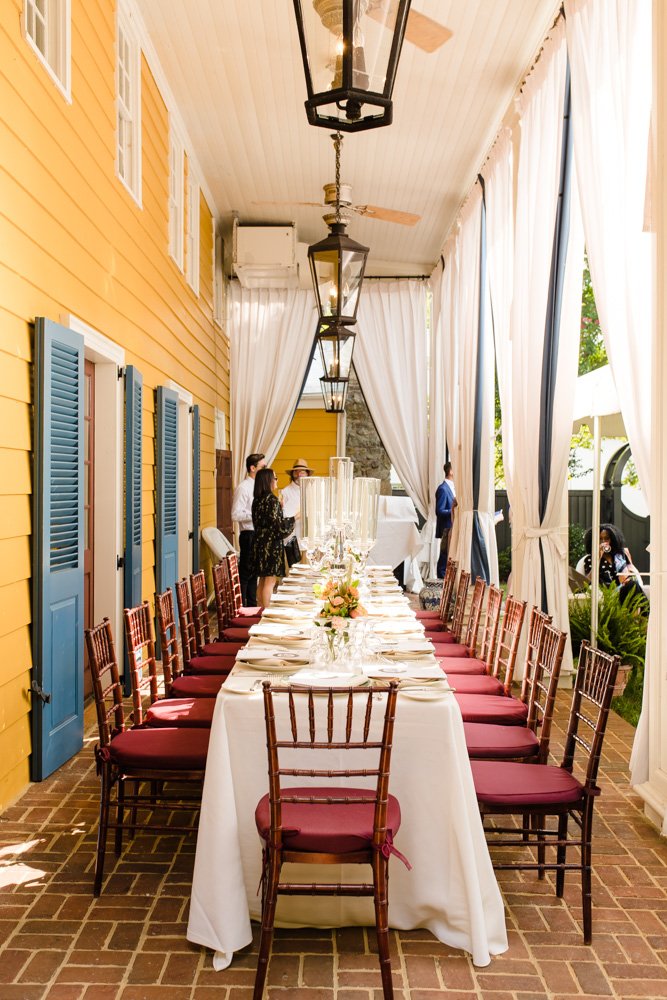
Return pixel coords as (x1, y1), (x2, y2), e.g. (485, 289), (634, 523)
(405, 9), (453, 53)
(252, 200), (323, 208)
(354, 204), (420, 227)
(367, 4), (453, 54)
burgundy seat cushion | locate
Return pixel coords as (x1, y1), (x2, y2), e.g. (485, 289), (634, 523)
(436, 657), (486, 676)
(255, 786), (401, 855)
(445, 674), (504, 696)
(432, 643), (469, 657)
(415, 609), (442, 620)
(199, 641), (244, 657)
(146, 698), (215, 728)
(108, 727), (209, 770)
(455, 693), (528, 725)
(171, 674), (225, 698)
(236, 606), (263, 618)
(212, 630), (249, 645)
(464, 722), (539, 759)
(423, 623), (451, 635)
(229, 615), (262, 628)
(186, 654), (235, 675)
(471, 760), (584, 807)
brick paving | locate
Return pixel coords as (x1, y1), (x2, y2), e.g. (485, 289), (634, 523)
(1, 695), (666, 999)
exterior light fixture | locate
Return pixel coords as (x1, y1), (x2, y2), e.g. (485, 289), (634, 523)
(316, 318), (356, 379)
(320, 375), (349, 412)
(308, 133), (369, 325)
(292, 0), (412, 132)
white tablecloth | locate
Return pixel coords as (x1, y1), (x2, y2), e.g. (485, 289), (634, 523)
(187, 682), (507, 968)
(368, 496), (423, 592)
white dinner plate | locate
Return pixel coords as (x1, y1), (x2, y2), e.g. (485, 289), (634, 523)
(398, 683), (455, 700)
(287, 669), (368, 689)
(249, 623), (311, 639)
(236, 647), (309, 667)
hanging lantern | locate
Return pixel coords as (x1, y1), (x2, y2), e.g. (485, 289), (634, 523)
(308, 133), (369, 325)
(316, 319), (356, 379)
(320, 375), (349, 412)
(292, 0), (412, 132)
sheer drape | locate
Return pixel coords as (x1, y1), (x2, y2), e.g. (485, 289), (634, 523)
(447, 190), (498, 583)
(427, 262), (448, 577)
(355, 280), (430, 519)
(565, 0), (652, 783)
(507, 20), (584, 672)
(229, 285), (316, 485)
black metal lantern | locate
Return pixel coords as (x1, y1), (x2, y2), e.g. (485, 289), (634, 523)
(308, 133), (369, 325)
(320, 375), (349, 412)
(316, 319), (356, 379)
(292, 0), (411, 132)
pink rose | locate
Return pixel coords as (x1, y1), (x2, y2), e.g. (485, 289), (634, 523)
(330, 596), (344, 608)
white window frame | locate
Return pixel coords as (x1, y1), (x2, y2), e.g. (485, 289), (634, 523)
(213, 232), (225, 327)
(186, 176), (200, 294)
(22, 0), (71, 102)
(116, 4), (142, 207)
(168, 130), (184, 270)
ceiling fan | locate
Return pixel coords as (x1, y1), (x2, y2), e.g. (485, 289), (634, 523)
(368, 2), (453, 54)
(254, 185), (420, 227)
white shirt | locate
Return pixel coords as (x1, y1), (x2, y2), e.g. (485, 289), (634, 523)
(231, 476), (255, 531)
(281, 481), (301, 541)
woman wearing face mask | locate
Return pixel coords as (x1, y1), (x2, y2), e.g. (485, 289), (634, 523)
(583, 523), (646, 606)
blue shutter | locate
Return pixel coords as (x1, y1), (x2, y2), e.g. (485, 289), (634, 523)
(192, 404), (201, 573)
(123, 366), (143, 692)
(156, 387), (179, 596)
(31, 318), (84, 781)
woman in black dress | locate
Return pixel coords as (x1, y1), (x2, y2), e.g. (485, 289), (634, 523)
(250, 468), (296, 607)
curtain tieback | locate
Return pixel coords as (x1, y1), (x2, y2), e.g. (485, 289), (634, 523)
(516, 526), (568, 558)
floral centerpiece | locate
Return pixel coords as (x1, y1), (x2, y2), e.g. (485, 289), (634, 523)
(313, 574), (368, 661)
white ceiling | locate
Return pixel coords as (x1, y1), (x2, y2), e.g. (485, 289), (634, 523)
(138, 0), (561, 276)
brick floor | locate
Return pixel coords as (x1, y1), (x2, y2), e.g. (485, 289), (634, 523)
(1, 690), (666, 998)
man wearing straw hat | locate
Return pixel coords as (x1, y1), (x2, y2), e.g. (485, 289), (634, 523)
(282, 459), (312, 543)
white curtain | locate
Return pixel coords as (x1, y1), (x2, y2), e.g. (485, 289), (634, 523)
(565, 0), (652, 783)
(229, 285), (317, 486)
(426, 261), (448, 577)
(355, 280), (430, 519)
(447, 189), (498, 583)
(507, 19), (584, 673)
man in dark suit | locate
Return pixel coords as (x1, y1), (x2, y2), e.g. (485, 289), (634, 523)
(435, 462), (456, 579)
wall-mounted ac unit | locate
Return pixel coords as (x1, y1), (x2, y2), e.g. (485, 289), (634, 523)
(233, 221), (299, 288)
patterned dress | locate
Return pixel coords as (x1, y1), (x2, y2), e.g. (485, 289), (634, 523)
(250, 494), (295, 577)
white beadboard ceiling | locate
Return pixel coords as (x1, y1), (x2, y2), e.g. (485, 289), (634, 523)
(137, 0), (561, 276)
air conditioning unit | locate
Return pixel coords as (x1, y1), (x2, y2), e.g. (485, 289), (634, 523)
(233, 222), (299, 288)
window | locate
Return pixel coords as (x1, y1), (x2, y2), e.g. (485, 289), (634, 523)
(23, 0), (71, 99)
(116, 6), (141, 204)
(186, 176), (200, 294)
(168, 131), (184, 269)
(213, 233), (225, 326)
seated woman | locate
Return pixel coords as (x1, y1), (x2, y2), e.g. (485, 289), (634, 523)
(250, 468), (297, 608)
(583, 523), (647, 607)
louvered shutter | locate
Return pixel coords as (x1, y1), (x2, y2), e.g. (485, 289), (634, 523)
(192, 404), (200, 573)
(31, 319), (84, 780)
(156, 387), (179, 596)
(123, 366), (142, 691)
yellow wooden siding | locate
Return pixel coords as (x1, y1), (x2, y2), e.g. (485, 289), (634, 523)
(273, 409), (339, 491)
(0, 0), (230, 808)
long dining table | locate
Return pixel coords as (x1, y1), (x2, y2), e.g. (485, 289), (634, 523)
(186, 564), (508, 970)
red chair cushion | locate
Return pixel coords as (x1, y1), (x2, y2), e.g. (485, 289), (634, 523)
(255, 786), (401, 855)
(218, 628), (251, 643)
(108, 727), (209, 770)
(229, 615), (262, 628)
(236, 606), (263, 618)
(415, 609), (442, 620)
(436, 658), (486, 676)
(464, 722), (539, 760)
(432, 643), (469, 657)
(445, 674), (504, 696)
(186, 654), (235, 675)
(423, 623), (451, 635)
(199, 641), (244, 657)
(171, 674), (225, 698)
(471, 760), (584, 806)
(454, 694), (528, 725)
(145, 698), (215, 728)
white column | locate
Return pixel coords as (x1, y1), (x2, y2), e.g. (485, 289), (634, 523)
(634, 1), (667, 829)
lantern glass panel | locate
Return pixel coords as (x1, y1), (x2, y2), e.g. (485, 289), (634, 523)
(341, 247), (365, 318)
(310, 248), (339, 319)
(318, 329), (355, 380)
(320, 376), (348, 412)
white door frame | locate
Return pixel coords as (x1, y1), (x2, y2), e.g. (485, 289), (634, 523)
(61, 313), (125, 663)
(165, 378), (194, 581)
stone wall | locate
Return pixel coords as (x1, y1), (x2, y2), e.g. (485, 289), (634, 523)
(344, 365), (392, 494)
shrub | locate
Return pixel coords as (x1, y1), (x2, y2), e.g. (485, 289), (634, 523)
(497, 546), (511, 583)
(569, 522), (586, 567)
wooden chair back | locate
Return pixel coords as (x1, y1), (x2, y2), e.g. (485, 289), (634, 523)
(262, 681), (400, 860)
(462, 578), (486, 653)
(123, 602), (162, 724)
(190, 570), (212, 646)
(491, 596), (527, 693)
(520, 607), (553, 703)
(212, 561), (233, 632)
(449, 570), (470, 642)
(226, 552), (244, 614)
(478, 585), (502, 669)
(85, 618), (126, 746)
(175, 578), (198, 664)
(155, 588), (184, 689)
(526, 623), (567, 763)
(440, 559), (457, 623)
(562, 642), (620, 791)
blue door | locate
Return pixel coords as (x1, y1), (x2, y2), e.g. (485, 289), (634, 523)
(156, 386), (179, 595)
(31, 318), (85, 781)
(123, 366), (143, 692)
